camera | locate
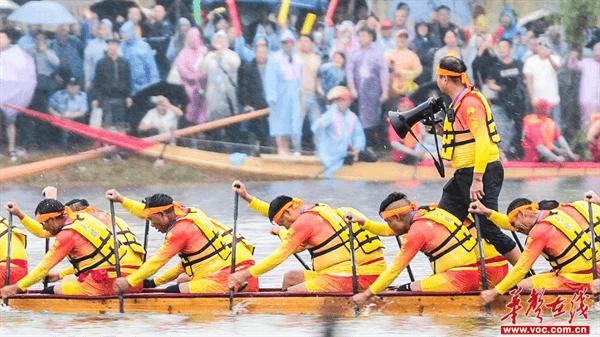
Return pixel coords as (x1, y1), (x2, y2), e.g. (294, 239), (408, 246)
(388, 96), (449, 138)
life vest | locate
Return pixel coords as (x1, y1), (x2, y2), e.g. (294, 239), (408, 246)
(208, 218), (255, 255)
(80, 207), (146, 257)
(420, 208), (477, 273)
(306, 204), (383, 270)
(63, 213), (125, 276)
(176, 208), (232, 275)
(0, 217), (28, 261)
(540, 210), (593, 271)
(441, 88), (501, 160)
(567, 201), (600, 238)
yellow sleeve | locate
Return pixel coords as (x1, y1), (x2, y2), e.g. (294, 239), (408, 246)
(488, 211), (515, 231)
(248, 197), (269, 217)
(494, 236), (540, 294)
(466, 105), (492, 174)
(126, 233), (177, 286)
(122, 197), (148, 220)
(363, 219), (396, 237)
(17, 241), (63, 290)
(58, 266), (75, 279)
(248, 228), (298, 277)
(368, 239), (416, 294)
(154, 263), (185, 286)
(21, 215), (52, 238)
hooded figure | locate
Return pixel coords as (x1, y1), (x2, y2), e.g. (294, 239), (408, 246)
(175, 28), (208, 124)
(495, 7), (518, 43)
(119, 21), (160, 94)
(84, 19), (113, 87)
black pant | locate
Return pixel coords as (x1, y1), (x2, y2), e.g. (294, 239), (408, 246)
(438, 160), (516, 255)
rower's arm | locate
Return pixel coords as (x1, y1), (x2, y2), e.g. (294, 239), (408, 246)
(17, 230), (77, 290)
(487, 211), (515, 231)
(154, 263), (185, 286)
(126, 229), (187, 287)
(494, 225), (547, 294)
(368, 228), (425, 294)
(248, 197), (269, 217)
(58, 266), (76, 279)
(122, 197), (148, 219)
(20, 215), (53, 238)
(248, 221), (313, 277)
(363, 219), (396, 236)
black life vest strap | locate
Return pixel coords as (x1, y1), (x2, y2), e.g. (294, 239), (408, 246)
(179, 233), (218, 259)
(69, 234), (112, 265)
(180, 244), (227, 268)
(307, 224), (348, 255)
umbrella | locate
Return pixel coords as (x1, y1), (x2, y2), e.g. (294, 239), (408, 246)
(130, 81), (189, 135)
(0, 0), (19, 12)
(0, 45), (36, 121)
(8, 0), (76, 25)
(90, 0), (137, 21)
(516, 9), (557, 28)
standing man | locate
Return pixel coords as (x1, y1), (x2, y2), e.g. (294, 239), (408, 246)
(435, 56), (519, 265)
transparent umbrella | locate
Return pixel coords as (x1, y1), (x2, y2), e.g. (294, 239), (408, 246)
(7, 0), (76, 25)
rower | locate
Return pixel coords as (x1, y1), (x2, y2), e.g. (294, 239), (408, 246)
(228, 181), (386, 293)
(479, 198), (595, 304)
(351, 193), (508, 306)
(1, 199), (138, 298)
(11, 186), (145, 283)
(0, 215), (28, 286)
(106, 189), (257, 294)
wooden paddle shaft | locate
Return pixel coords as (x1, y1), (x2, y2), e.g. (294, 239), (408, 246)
(346, 223), (359, 295)
(143, 220), (150, 263)
(109, 201), (125, 313)
(3, 214), (13, 305)
(229, 191), (240, 310)
(43, 238), (50, 289)
(395, 235), (415, 282)
(588, 201), (598, 281)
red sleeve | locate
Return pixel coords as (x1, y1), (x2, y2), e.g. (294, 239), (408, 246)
(288, 213), (317, 248)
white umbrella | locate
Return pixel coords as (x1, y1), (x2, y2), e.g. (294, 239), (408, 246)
(8, 0), (77, 25)
(0, 0), (19, 11)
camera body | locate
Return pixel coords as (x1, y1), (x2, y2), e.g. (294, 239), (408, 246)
(388, 96), (449, 138)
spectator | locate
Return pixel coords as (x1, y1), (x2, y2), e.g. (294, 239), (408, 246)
(387, 97), (434, 164)
(204, 10), (230, 41)
(93, 39), (132, 129)
(264, 30), (302, 155)
(84, 19), (112, 90)
(522, 99), (579, 162)
(17, 24), (41, 54)
(175, 27), (207, 125)
(29, 32), (60, 112)
(119, 21), (160, 94)
(385, 29), (422, 98)
(377, 20), (395, 52)
(523, 38), (562, 129)
(412, 22), (437, 83)
(0, 29), (35, 162)
(196, 30), (240, 125)
(49, 25), (84, 84)
(79, 9), (99, 45)
(166, 18), (191, 63)
(493, 7), (518, 43)
(512, 29), (528, 61)
(311, 86), (371, 178)
(246, 10), (279, 52)
(333, 21), (358, 55)
(588, 113), (600, 161)
(319, 51), (346, 97)
(238, 42), (270, 146)
(430, 5), (463, 46)
(127, 7), (147, 38)
(146, 4), (173, 78)
(432, 29), (462, 80)
(48, 77), (88, 146)
(312, 23), (330, 59)
(391, 3), (414, 41)
(567, 43), (600, 124)
(297, 34), (323, 146)
(234, 33), (268, 64)
(488, 39), (528, 158)
(346, 27), (389, 149)
(471, 34), (497, 90)
(138, 95), (182, 137)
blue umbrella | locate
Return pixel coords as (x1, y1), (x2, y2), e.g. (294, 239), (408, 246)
(8, 0), (76, 25)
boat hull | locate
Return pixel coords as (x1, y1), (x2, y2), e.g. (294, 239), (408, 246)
(5, 290), (591, 316)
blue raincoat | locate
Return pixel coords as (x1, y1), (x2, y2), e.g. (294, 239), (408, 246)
(119, 21), (160, 94)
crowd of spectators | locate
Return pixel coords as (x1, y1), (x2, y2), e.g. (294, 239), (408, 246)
(0, 2), (599, 168)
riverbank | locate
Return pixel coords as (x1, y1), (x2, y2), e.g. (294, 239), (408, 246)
(0, 151), (232, 187)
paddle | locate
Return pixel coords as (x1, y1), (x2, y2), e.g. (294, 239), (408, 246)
(42, 239), (49, 289)
(143, 220), (150, 263)
(586, 197), (598, 302)
(395, 236), (415, 282)
(109, 200), (125, 313)
(229, 186), (240, 310)
(345, 219), (360, 316)
(472, 211), (491, 314)
(3, 213), (14, 305)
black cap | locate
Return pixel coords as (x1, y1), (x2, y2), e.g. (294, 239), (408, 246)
(67, 77), (78, 85)
(268, 195), (293, 222)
